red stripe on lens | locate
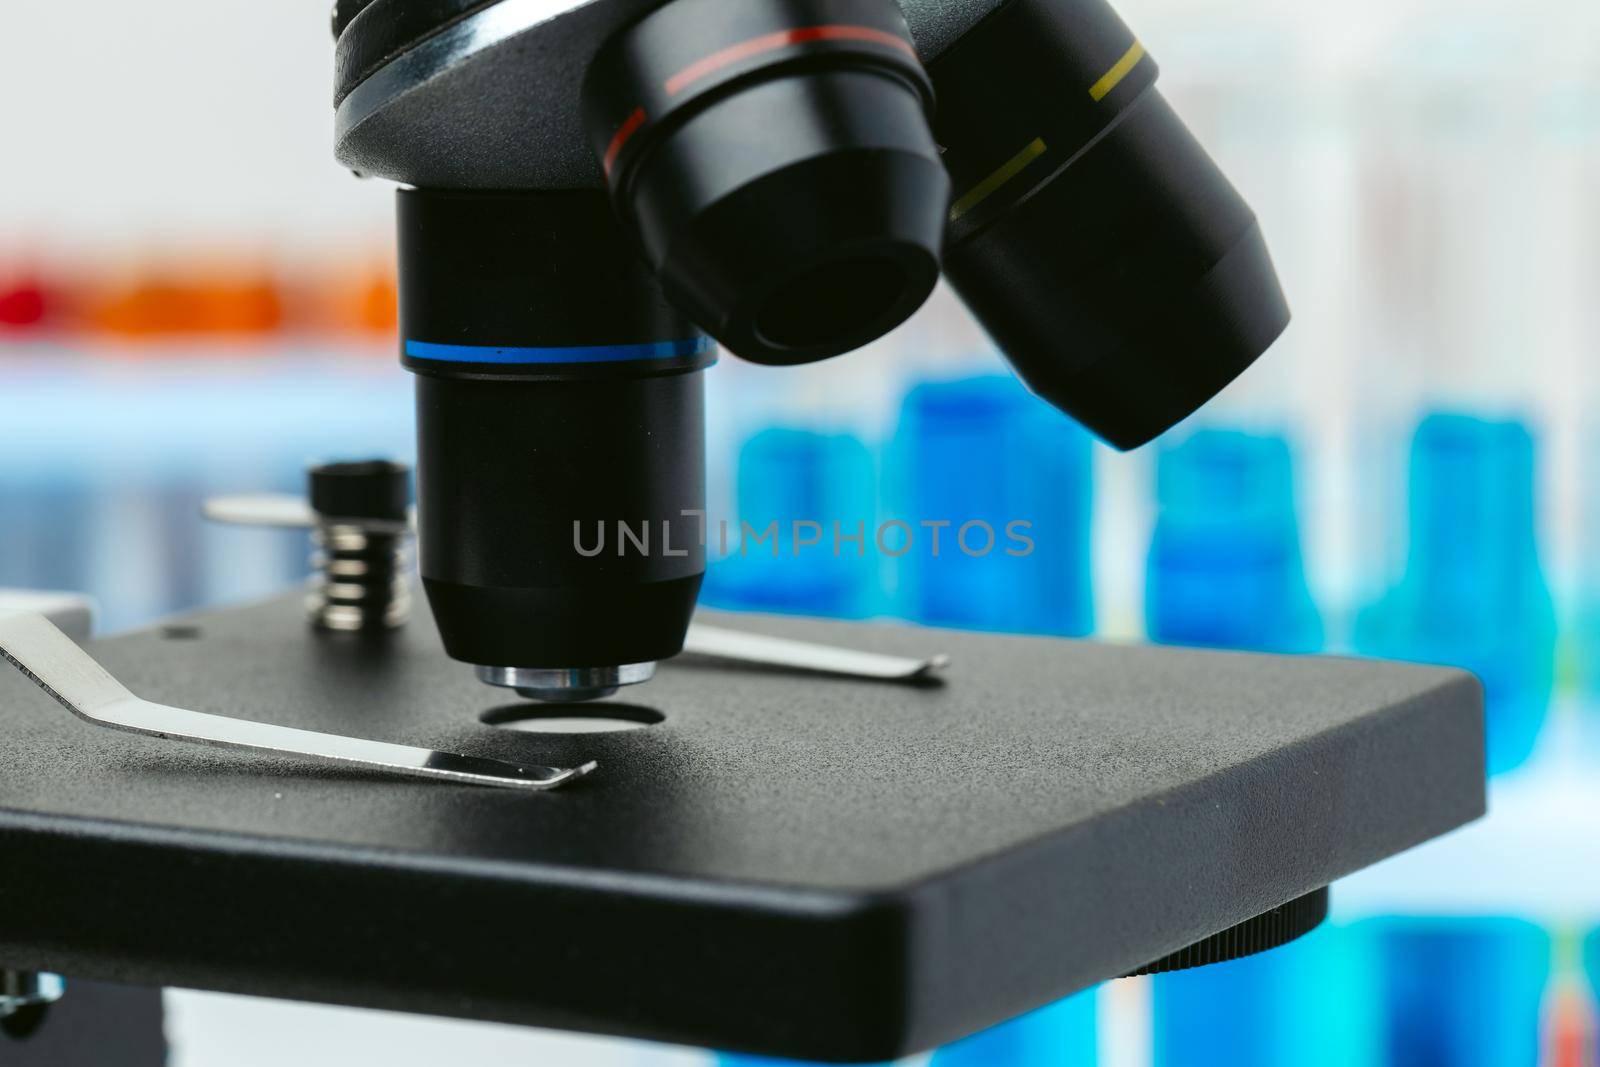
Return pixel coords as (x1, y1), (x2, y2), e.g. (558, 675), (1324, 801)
(603, 106), (649, 177)
(664, 25), (917, 97)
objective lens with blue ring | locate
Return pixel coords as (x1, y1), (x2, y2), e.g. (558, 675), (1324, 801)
(399, 187), (715, 700)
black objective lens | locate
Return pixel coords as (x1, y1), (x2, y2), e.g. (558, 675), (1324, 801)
(399, 188), (712, 686)
(931, 0), (1291, 450)
(582, 0), (950, 366)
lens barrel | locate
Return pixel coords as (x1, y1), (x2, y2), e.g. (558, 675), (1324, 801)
(399, 188), (712, 673)
(930, 0), (1291, 450)
(583, 0), (950, 366)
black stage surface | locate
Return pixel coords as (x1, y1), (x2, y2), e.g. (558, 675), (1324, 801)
(0, 595), (1484, 1061)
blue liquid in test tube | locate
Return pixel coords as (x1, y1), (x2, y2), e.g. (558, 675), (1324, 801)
(1585, 929), (1600, 1044)
(1370, 917), (1551, 1067)
(0, 365), (102, 607)
(702, 427), (881, 619)
(1355, 413), (1555, 775)
(1151, 922), (1380, 1067)
(0, 467), (97, 596)
(930, 989), (1098, 1066)
(890, 376), (1093, 636)
(719, 1058), (892, 1067)
(718, 989), (1098, 1067)
(1145, 429), (1321, 654)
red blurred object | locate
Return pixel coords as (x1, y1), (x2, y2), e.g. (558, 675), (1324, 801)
(1545, 984), (1598, 1067)
(0, 277), (49, 328)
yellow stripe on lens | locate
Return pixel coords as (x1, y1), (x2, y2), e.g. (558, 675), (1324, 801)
(1089, 40), (1145, 102)
(949, 137), (1048, 222)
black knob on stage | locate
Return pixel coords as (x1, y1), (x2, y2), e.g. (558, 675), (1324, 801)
(308, 460), (409, 524)
(930, 0), (1292, 450)
(399, 188), (713, 702)
(583, 0), (950, 366)
(305, 460), (413, 633)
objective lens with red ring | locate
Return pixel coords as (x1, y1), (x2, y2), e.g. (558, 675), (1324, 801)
(582, 0), (950, 367)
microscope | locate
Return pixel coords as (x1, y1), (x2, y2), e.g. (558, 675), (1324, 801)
(330, 0), (1291, 703)
(0, 1), (1486, 1062)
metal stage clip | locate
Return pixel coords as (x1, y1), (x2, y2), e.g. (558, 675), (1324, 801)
(682, 625), (949, 682)
(0, 612), (595, 792)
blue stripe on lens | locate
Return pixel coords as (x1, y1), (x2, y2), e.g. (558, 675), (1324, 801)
(405, 337), (715, 365)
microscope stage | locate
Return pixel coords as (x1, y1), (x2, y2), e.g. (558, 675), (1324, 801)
(0, 595), (1483, 1062)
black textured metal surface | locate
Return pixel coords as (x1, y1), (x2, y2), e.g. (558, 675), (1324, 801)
(0, 595), (1484, 1062)
(1125, 886), (1331, 976)
(334, 0), (1010, 188)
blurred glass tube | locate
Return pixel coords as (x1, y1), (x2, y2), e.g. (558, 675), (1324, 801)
(1343, 5), (1557, 677)
(716, 991), (1099, 1067)
(930, 990), (1097, 1066)
(1355, 413), (1556, 775)
(0, 357), (124, 626)
(718, 1057), (889, 1067)
(1347, 8), (1548, 419)
(1371, 916), (1550, 1067)
(1584, 929), (1600, 1059)
(1540, 929), (1598, 1067)
(1558, 66), (1600, 708)
(716, 993), (1097, 1067)
(1145, 429), (1321, 654)
(1113, 2), (1347, 642)
(0, 472), (99, 597)
(700, 427), (882, 620)
(0, 352), (417, 633)
(1151, 923), (1380, 1067)
(889, 376), (1093, 636)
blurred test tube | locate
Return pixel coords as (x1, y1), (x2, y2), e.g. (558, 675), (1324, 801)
(1539, 929), (1599, 1067)
(1370, 916), (1551, 1067)
(719, 1057), (891, 1067)
(1341, 3), (1561, 704)
(700, 426), (882, 620)
(1582, 930), (1600, 1067)
(890, 375), (1094, 636)
(929, 991), (1098, 1067)
(714, 990), (1101, 1066)
(1146, 429), (1321, 654)
(1355, 413), (1556, 775)
(1151, 923), (1380, 1067)
(0, 447), (99, 598)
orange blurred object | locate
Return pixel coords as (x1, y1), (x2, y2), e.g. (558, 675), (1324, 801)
(87, 260), (284, 338)
(319, 259), (399, 339)
(9, 244), (400, 342)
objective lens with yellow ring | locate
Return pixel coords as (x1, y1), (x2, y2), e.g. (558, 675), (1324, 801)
(931, 0), (1292, 450)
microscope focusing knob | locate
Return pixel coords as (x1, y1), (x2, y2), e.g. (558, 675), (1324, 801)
(1122, 886), (1330, 976)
